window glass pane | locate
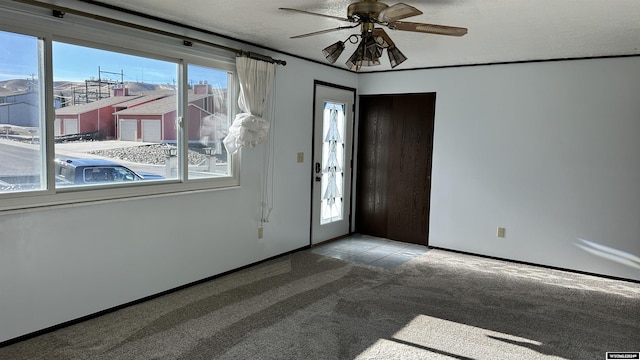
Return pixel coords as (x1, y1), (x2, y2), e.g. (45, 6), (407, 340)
(0, 30), (44, 193)
(53, 42), (178, 187)
(186, 64), (231, 179)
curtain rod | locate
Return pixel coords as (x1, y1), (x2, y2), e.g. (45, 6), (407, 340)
(12, 0), (287, 66)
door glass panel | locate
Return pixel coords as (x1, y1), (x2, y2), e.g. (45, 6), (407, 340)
(321, 101), (345, 224)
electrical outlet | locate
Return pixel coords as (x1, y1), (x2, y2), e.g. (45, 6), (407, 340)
(297, 152), (304, 163)
(258, 227), (264, 239)
(497, 227), (506, 238)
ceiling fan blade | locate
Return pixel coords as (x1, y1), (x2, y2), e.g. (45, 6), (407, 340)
(377, 3), (423, 22)
(290, 25), (359, 39)
(279, 8), (350, 22)
(387, 21), (468, 36)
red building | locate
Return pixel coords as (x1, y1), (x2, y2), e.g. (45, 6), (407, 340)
(54, 95), (140, 138)
(53, 83), (227, 143)
(114, 84), (226, 143)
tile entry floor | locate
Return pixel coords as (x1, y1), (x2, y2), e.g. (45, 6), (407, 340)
(310, 233), (429, 269)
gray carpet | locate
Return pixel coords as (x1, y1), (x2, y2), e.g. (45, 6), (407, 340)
(2, 248), (639, 359)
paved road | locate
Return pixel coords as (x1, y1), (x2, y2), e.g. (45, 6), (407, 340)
(0, 140), (40, 176)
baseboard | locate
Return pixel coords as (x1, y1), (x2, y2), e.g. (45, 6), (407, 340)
(428, 246), (640, 284)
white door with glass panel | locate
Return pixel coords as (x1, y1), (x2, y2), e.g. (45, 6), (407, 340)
(312, 84), (355, 245)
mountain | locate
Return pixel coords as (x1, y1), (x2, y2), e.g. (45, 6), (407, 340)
(0, 79), (175, 98)
(0, 79), (36, 95)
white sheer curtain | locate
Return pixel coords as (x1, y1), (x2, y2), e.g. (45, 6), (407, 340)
(223, 56), (276, 155)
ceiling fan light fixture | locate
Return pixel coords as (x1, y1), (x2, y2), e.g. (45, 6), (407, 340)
(345, 50), (380, 71)
(345, 49), (363, 71)
(345, 38), (382, 71)
(322, 41), (346, 64)
(362, 36), (383, 60)
(387, 45), (407, 68)
(346, 56), (381, 71)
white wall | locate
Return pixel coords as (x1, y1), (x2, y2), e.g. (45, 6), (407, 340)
(359, 57), (640, 281)
(0, 50), (357, 346)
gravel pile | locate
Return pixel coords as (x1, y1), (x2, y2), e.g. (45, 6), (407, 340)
(88, 144), (208, 165)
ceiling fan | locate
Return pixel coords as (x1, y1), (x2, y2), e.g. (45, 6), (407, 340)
(280, 0), (467, 71)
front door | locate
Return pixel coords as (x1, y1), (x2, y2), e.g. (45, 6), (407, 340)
(311, 83), (355, 245)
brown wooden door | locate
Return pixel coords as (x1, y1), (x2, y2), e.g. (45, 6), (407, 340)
(355, 93), (435, 245)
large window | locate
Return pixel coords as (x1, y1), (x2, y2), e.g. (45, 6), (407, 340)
(0, 10), (237, 210)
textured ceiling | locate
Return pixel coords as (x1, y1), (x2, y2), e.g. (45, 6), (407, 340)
(86, 0), (640, 72)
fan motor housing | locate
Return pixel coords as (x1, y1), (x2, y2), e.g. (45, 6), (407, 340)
(348, 0), (388, 20)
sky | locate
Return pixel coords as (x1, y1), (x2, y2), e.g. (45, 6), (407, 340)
(0, 31), (38, 81)
(0, 30), (228, 88)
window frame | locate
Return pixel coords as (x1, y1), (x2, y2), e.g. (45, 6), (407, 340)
(0, 2), (240, 212)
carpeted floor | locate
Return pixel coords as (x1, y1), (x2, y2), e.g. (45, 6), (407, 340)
(1, 246), (639, 359)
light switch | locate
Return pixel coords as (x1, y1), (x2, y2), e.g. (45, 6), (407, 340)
(297, 152), (304, 163)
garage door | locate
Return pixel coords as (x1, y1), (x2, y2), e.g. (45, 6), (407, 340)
(54, 119), (62, 136)
(63, 118), (78, 135)
(142, 120), (161, 142)
(120, 119), (137, 141)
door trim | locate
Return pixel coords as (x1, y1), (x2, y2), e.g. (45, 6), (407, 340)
(310, 80), (357, 245)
